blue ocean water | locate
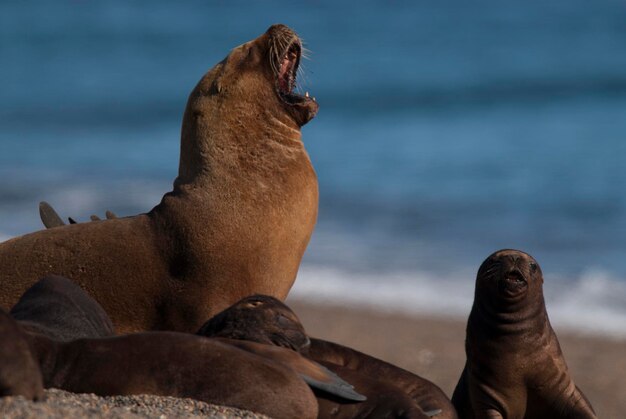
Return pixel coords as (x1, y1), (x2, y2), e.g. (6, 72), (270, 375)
(1, 1), (626, 336)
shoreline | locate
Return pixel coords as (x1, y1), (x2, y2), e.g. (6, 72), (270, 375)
(288, 298), (626, 418)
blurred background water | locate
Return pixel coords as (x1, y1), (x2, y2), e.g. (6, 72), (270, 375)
(1, 1), (625, 337)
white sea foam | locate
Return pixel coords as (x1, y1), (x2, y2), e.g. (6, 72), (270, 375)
(291, 265), (626, 341)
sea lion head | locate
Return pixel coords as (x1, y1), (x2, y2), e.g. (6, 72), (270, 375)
(192, 24), (318, 128)
(197, 295), (310, 352)
(476, 249), (543, 306)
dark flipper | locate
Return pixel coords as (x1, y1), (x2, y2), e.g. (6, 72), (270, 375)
(68, 217), (77, 224)
(300, 363), (367, 402)
(39, 201), (66, 228)
(213, 338), (367, 402)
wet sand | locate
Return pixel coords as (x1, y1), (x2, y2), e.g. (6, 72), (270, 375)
(289, 299), (626, 418)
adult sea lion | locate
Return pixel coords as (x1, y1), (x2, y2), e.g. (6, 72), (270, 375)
(0, 24), (319, 333)
(198, 295), (453, 418)
(451, 249), (597, 419)
(3, 277), (365, 419)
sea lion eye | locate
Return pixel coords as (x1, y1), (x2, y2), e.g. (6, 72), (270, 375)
(529, 262), (537, 273)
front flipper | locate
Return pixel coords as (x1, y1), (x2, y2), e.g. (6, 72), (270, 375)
(309, 338), (458, 418)
(560, 386), (597, 419)
(39, 201), (66, 228)
(215, 338), (366, 402)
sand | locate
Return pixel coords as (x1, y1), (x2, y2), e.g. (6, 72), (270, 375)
(0, 389), (269, 419)
(288, 299), (626, 418)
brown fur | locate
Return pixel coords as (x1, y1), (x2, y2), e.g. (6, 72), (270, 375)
(0, 24), (319, 333)
(316, 363), (433, 419)
(10, 275), (115, 341)
(0, 309), (43, 401)
(308, 339), (457, 419)
(197, 294), (310, 351)
(451, 249), (597, 419)
(199, 295), (456, 418)
(25, 329), (319, 419)
(5, 276), (366, 417)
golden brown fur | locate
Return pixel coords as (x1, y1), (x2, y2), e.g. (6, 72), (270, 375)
(451, 250), (597, 419)
(0, 24), (319, 333)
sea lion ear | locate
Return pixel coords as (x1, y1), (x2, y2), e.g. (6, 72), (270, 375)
(208, 79), (222, 95)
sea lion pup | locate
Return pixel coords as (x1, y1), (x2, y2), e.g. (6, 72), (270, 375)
(0, 309), (44, 400)
(6, 280), (366, 419)
(451, 249), (597, 419)
(197, 294), (311, 351)
(10, 275), (115, 341)
(198, 295), (452, 418)
(0, 23), (319, 333)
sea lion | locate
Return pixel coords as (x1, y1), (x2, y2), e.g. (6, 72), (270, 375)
(197, 294), (311, 351)
(198, 295), (453, 418)
(4, 278), (366, 419)
(10, 275), (115, 341)
(0, 24), (319, 333)
(451, 249), (597, 419)
(0, 309), (44, 400)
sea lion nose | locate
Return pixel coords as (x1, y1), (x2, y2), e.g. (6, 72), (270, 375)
(505, 254), (520, 268)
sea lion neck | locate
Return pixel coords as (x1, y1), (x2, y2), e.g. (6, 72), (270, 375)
(172, 24), (317, 189)
(173, 84), (306, 190)
(470, 291), (548, 338)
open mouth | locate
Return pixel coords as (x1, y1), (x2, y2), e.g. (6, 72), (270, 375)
(498, 270), (527, 295)
(275, 40), (313, 105)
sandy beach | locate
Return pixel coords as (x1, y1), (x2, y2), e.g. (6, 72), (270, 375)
(289, 299), (626, 418)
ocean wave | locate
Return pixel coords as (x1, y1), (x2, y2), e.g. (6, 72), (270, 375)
(291, 265), (626, 341)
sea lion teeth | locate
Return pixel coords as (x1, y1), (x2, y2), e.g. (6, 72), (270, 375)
(452, 249), (597, 419)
